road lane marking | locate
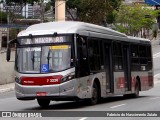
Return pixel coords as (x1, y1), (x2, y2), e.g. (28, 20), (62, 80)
(153, 52), (160, 56)
(153, 52), (160, 58)
(150, 97), (160, 100)
(79, 117), (88, 120)
(110, 104), (126, 109)
(154, 73), (160, 78)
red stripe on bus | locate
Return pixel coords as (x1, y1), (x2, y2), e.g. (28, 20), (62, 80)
(117, 77), (125, 89)
(21, 75), (63, 86)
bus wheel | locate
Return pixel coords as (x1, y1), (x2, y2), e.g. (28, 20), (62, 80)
(37, 99), (50, 108)
(133, 82), (139, 98)
(90, 83), (99, 105)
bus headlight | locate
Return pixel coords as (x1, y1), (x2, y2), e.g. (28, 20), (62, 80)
(61, 72), (75, 83)
(15, 77), (21, 84)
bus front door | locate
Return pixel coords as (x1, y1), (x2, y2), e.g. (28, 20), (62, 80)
(103, 43), (114, 93)
(123, 45), (131, 91)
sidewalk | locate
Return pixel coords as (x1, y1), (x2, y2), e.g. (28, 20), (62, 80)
(0, 83), (14, 94)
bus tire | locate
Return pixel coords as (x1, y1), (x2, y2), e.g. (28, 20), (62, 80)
(37, 99), (50, 108)
(133, 81), (140, 98)
(89, 82), (99, 105)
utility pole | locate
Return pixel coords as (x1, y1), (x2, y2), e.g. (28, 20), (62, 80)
(7, 14), (9, 48)
(55, 0), (66, 21)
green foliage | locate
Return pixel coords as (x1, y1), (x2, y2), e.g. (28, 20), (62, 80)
(115, 4), (157, 37)
(45, 2), (51, 12)
(67, 0), (81, 9)
(0, 11), (7, 23)
(106, 10), (116, 24)
(67, 0), (122, 24)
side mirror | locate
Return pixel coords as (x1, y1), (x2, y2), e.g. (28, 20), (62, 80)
(6, 47), (11, 62)
(6, 38), (17, 62)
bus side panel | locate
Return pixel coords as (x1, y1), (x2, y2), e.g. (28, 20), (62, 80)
(113, 72), (125, 95)
(77, 72), (105, 99)
(131, 71), (153, 93)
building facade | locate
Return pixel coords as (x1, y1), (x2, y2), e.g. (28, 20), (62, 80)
(22, 4), (33, 18)
(124, 0), (145, 4)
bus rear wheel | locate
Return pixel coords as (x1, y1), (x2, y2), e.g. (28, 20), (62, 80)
(37, 99), (50, 108)
(89, 83), (99, 105)
(133, 82), (140, 98)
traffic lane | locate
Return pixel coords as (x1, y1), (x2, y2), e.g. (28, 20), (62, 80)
(153, 56), (160, 75)
(0, 91), (158, 112)
(0, 86), (160, 120)
(0, 90), (15, 99)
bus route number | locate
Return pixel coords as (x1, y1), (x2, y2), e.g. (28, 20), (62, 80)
(47, 78), (59, 83)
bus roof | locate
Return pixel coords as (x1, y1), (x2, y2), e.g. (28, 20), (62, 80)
(18, 21), (126, 37)
(127, 36), (150, 43)
(17, 21), (151, 44)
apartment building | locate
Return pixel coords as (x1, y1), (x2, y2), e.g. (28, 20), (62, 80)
(22, 4), (33, 18)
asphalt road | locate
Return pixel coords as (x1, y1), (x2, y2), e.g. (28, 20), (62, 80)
(1, 41), (160, 120)
(0, 82), (160, 120)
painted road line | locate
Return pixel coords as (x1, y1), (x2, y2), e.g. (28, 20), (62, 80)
(79, 117), (88, 120)
(150, 97), (160, 100)
(110, 104), (126, 109)
(154, 73), (160, 78)
(153, 52), (160, 58)
(153, 52), (160, 56)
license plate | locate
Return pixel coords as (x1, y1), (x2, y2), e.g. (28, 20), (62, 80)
(36, 92), (46, 96)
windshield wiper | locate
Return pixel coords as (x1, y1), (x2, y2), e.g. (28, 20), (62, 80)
(47, 50), (51, 64)
(31, 50), (35, 69)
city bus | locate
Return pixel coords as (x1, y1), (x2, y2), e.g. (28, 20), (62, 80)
(7, 21), (153, 107)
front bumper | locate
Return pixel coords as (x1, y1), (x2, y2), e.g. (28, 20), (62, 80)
(15, 79), (79, 101)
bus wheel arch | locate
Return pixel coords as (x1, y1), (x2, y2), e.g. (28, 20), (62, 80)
(90, 78), (101, 105)
(133, 76), (141, 98)
(94, 78), (101, 98)
(136, 76), (141, 91)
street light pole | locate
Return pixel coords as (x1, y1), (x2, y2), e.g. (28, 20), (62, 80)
(55, 0), (66, 21)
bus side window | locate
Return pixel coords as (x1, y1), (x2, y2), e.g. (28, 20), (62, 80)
(146, 46), (152, 70)
(113, 42), (123, 71)
(88, 38), (101, 71)
(131, 45), (140, 71)
(139, 45), (148, 66)
(76, 36), (89, 77)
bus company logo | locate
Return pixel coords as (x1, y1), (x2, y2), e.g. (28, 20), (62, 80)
(23, 80), (34, 84)
(2, 112), (11, 117)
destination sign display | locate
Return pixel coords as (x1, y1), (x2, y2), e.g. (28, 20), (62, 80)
(49, 45), (69, 50)
(18, 36), (72, 45)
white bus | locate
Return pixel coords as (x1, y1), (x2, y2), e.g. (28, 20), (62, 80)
(7, 21), (153, 107)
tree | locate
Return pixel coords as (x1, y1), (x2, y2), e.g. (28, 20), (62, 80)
(66, 0), (122, 24)
(114, 4), (158, 38)
(0, 11), (7, 23)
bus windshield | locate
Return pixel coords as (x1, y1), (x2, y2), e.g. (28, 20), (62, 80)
(16, 45), (73, 73)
